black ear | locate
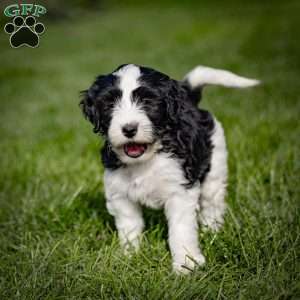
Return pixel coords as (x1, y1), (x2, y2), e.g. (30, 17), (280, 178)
(164, 80), (187, 124)
(79, 75), (106, 134)
(80, 90), (98, 133)
(163, 81), (214, 187)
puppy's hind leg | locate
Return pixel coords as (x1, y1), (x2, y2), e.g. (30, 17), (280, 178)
(199, 119), (228, 231)
(199, 181), (227, 231)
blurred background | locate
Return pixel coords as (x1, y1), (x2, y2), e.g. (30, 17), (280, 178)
(0, 0), (299, 298)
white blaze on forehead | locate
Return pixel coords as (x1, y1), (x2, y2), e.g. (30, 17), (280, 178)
(109, 64), (153, 150)
(113, 64), (141, 104)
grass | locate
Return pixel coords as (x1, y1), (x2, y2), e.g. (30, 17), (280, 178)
(0, 1), (299, 299)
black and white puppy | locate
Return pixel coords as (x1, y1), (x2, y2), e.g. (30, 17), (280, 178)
(80, 64), (259, 273)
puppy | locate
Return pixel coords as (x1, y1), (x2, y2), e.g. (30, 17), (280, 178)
(80, 64), (259, 273)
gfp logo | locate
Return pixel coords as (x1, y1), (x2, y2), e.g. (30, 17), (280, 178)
(3, 4), (47, 48)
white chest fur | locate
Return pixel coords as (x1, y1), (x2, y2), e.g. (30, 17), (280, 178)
(104, 153), (187, 209)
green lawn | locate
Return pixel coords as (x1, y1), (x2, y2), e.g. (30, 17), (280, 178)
(0, 1), (299, 299)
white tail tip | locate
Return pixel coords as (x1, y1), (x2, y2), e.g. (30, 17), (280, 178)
(184, 65), (260, 89)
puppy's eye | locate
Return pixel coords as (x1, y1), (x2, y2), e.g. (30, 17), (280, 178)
(133, 87), (158, 103)
(138, 98), (155, 109)
(102, 102), (115, 112)
(109, 90), (122, 100)
(103, 96), (115, 103)
(101, 89), (122, 105)
(101, 97), (118, 112)
(142, 98), (152, 102)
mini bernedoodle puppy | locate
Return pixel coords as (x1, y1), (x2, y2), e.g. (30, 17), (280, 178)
(80, 64), (259, 273)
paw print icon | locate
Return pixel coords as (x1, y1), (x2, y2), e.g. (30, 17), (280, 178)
(4, 16), (45, 48)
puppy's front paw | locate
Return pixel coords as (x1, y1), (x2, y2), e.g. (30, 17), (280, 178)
(199, 208), (225, 232)
(201, 216), (224, 232)
(172, 253), (205, 274)
(122, 237), (141, 256)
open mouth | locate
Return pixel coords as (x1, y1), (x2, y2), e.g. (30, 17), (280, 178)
(124, 142), (148, 158)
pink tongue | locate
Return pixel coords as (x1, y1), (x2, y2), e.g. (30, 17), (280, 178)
(127, 144), (144, 155)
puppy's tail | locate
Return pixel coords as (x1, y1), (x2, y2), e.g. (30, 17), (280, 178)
(183, 65), (260, 104)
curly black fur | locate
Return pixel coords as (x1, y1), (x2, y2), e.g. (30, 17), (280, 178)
(101, 141), (124, 170)
(80, 74), (121, 135)
(80, 64), (215, 187)
(139, 67), (214, 186)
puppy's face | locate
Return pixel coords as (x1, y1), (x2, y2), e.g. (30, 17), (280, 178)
(81, 64), (171, 164)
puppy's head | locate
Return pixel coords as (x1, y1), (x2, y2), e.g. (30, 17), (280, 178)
(80, 64), (178, 164)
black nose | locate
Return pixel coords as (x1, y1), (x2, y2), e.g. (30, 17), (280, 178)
(122, 123), (138, 138)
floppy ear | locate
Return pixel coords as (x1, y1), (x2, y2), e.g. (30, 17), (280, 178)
(164, 80), (214, 187)
(79, 76), (105, 134)
(164, 80), (187, 125)
(80, 90), (99, 133)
